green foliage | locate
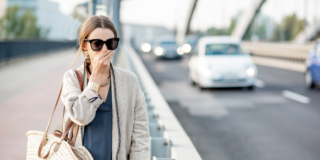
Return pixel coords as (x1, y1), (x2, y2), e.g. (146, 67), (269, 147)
(72, 8), (87, 23)
(227, 18), (237, 35)
(245, 23), (267, 41)
(205, 18), (236, 36)
(0, 5), (41, 40)
(272, 13), (304, 41)
(206, 27), (228, 36)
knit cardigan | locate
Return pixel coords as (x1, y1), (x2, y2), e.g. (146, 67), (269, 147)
(60, 59), (150, 160)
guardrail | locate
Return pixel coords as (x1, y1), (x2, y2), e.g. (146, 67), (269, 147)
(242, 41), (315, 62)
(120, 42), (202, 160)
(0, 40), (77, 63)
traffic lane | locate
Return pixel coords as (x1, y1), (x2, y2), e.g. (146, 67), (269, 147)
(159, 78), (320, 160)
(139, 52), (320, 160)
(139, 52), (189, 84)
(142, 52), (320, 112)
(256, 65), (320, 111)
(168, 100), (320, 160)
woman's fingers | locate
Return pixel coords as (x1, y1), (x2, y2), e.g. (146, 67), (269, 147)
(94, 51), (108, 64)
(92, 50), (114, 67)
(89, 50), (114, 74)
(97, 50), (111, 60)
(93, 51), (104, 62)
(101, 51), (114, 65)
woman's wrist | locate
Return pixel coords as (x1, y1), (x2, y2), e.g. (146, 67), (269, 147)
(88, 72), (102, 96)
(88, 81), (100, 93)
(89, 72), (103, 84)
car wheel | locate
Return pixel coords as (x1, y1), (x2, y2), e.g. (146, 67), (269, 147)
(247, 85), (255, 90)
(189, 77), (196, 86)
(196, 82), (205, 90)
(305, 70), (316, 89)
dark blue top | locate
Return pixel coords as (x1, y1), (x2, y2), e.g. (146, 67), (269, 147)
(83, 65), (112, 160)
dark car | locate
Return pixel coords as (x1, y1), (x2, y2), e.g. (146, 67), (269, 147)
(153, 39), (184, 59)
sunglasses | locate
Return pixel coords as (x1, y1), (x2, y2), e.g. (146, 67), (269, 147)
(84, 38), (120, 51)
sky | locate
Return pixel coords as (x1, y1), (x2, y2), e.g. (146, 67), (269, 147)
(49, 0), (87, 15)
(51, 0), (320, 32)
(120, 0), (320, 31)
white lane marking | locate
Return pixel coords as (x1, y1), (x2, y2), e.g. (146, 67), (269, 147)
(282, 90), (310, 104)
(254, 79), (265, 88)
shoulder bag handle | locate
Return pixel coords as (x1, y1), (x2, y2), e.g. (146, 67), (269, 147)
(37, 69), (83, 158)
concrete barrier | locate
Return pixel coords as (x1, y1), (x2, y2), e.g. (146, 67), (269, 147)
(118, 42), (202, 160)
(242, 41), (314, 62)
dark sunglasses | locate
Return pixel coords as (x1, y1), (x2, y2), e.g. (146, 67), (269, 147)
(84, 38), (120, 51)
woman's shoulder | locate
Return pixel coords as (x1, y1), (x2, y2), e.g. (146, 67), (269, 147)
(63, 64), (84, 79)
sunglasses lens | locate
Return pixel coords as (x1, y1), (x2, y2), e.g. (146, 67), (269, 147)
(91, 40), (103, 51)
(107, 39), (119, 50)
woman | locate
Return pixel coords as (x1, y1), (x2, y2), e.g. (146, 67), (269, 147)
(61, 15), (150, 160)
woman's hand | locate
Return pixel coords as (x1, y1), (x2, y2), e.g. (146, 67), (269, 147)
(91, 50), (114, 75)
(89, 50), (114, 86)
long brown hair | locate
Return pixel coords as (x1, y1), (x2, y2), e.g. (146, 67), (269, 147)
(69, 15), (117, 66)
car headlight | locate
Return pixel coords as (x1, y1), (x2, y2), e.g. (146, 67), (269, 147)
(183, 44), (192, 53)
(141, 43), (151, 52)
(154, 47), (164, 56)
(246, 68), (255, 77)
(177, 47), (184, 55)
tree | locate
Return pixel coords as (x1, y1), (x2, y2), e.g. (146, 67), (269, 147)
(206, 27), (227, 36)
(0, 5), (41, 40)
(227, 18), (237, 35)
(205, 17), (237, 36)
(72, 4), (88, 23)
(272, 13), (304, 41)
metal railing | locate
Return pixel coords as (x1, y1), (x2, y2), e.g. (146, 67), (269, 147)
(121, 42), (202, 160)
(0, 40), (77, 63)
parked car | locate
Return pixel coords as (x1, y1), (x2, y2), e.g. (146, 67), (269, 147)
(305, 39), (320, 89)
(188, 36), (257, 90)
(153, 37), (184, 59)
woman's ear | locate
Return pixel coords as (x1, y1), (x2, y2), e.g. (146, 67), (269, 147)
(82, 42), (88, 51)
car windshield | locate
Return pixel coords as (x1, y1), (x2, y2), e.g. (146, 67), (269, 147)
(186, 40), (197, 47)
(160, 41), (177, 46)
(205, 44), (244, 56)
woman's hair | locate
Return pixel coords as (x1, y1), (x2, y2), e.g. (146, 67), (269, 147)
(70, 15), (118, 66)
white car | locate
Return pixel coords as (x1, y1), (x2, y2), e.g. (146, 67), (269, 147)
(188, 36), (257, 89)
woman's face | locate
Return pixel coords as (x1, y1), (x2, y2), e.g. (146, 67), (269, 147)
(83, 28), (115, 60)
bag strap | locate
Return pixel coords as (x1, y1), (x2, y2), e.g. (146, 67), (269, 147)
(61, 70), (82, 147)
(70, 70), (83, 146)
(38, 69), (83, 158)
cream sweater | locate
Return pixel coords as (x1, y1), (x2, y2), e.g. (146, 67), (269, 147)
(61, 61), (150, 160)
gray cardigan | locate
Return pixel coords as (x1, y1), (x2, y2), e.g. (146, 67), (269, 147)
(61, 60), (150, 160)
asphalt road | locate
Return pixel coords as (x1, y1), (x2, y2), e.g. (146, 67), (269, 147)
(139, 52), (320, 160)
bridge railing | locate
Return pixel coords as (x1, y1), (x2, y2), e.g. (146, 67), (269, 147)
(0, 40), (77, 63)
(242, 41), (315, 62)
(119, 42), (202, 160)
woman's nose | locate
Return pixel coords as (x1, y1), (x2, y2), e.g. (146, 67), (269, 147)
(102, 43), (108, 52)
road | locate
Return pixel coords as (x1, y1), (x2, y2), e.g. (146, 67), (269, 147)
(139, 52), (320, 160)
